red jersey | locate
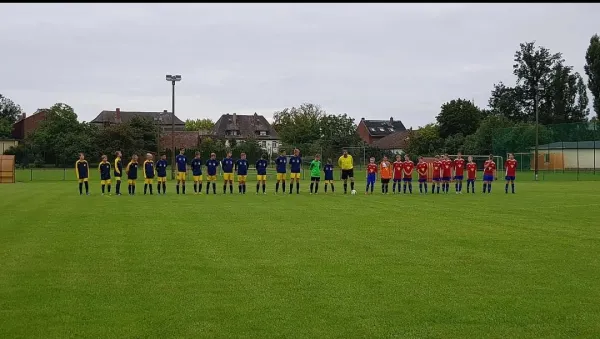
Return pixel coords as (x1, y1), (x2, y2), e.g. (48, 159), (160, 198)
(403, 161), (414, 177)
(393, 161), (403, 179)
(417, 162), (428, 179)
(367, 163), (378, 174)
(432, 160), (442, 179)
(453, 158), (465, 176)
(483, 160), (496, 175)
(441, 159), (453, 177)
(505, 159), (517, 177)
(467, 162), (477, 180)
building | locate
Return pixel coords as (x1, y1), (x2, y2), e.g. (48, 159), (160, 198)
(212, 113), (280, 153)
(0, 139), (19, 154)
(532, 141), (600, 170)
(90, 108), (185, 131)
(11, 110), (48, 140)
(372, 130), (411, 154)
(357, 117), (407, 145)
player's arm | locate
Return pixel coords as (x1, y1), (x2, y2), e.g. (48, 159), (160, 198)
(126, 162), (130, 175)
(114, 159), (121, 175)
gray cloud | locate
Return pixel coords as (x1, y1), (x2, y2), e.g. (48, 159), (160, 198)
(1, 3), (598, 128)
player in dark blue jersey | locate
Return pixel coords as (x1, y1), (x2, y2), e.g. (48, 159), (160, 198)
(114, 151), (123, 195)
(143, 153), (155, 195)
(175, 148), (187, 194)
(75, 153), (90, 195)
(289, 148), (302, 194)
(98, 155), (111, 195)
(126, 154), (139, 195)
(156, 154), (168, 194)
(275, 150), (287, 194)
(191, 152), (203, 195)
(323, 158), (335, 193)
(255, 155), (268, 194)
(206, 153), (219, 194)
(222, 151), (235, 194)
(235, 152), (249, 194)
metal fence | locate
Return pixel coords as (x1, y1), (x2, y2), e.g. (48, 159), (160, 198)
(492, 121), (600, 181)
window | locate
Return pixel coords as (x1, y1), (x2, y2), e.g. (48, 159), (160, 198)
(272, 141), (277, 149)
(378, 127), (385, 132)
(370, 127), (376, 132)
(259, 131), (267, 136)
(261, 141), (266, 148)
(388, 128), (394, 132)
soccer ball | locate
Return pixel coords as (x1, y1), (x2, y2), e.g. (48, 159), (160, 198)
(351, 189), (357, 195)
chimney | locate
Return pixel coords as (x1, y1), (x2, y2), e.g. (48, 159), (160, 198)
(390, 117), (394, 123)
(232, 113), (237, 125)
(115, 108), (121, 124)
(22, 113), (26, 120)
(361, 117), (365, 121)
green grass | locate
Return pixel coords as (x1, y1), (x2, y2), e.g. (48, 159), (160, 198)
(1, 179), (599, 339)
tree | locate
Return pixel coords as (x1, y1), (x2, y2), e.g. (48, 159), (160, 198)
(488, 82), (527, 122)
(273, 103), (323, 146)
(185, 118), (214, 131)
(539, 63), (589, 123)
(513, 41), (563, 122)
(405, 124), (444, 156)
(0, 94), (23, 138)
(436, 98), (482, 139)
(585, 34), (600, 118)
(443, 133), (465, 154)
(318, 113), (361, 154)
(466, 115), (514, 155)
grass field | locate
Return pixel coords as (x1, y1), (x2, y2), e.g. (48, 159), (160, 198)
(1, 179), (600, 339)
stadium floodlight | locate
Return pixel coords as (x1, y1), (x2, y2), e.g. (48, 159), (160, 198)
(165, 74), (182, 179)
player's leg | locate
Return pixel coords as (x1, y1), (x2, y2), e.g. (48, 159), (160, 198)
(176, 177), (180, 194)
(350, 174), (355, 192)
(315, 178), (319, 194)
(101, 180), (105, 194)
(212, 178), (217, 194)
(331, 180), (335, 193)
(83, 179), (89, 194)
(107, 180), (111, 194)
(149, 180), (153, 194)
(511, 178), (515, 193)
(144, 180), (148, 195)
(424, 180), (428, 194)
(262, 179), (266, 194)
(310, 178), (314, 194)
(419, 180), (423, 194)
(282, 178), (286, 193)
(206, 177), (211, 194)
(408, 179), (413, 194)
(505, 178), (509, 193)
(296, 178), (300, 194)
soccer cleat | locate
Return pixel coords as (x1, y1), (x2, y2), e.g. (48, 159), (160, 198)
(86, 193), (90, 196)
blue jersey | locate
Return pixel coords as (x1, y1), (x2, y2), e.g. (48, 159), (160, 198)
(191, 158), (203, 175)
(176, 154), (187, 172)
(276, 156), (287, 173)
(206, 159), (219, 176)
(75, 160), (89, 179)
(256, 159), (268, 175)
(236, 159), (249, 175)
(126, 161), (138, 180)
(144, 160), (155, 179)
(324, 164), (334, 180)
(99, 161), (111, 180)
(114, 157), (123, 177)
(222, 157), (234, 173)
(289, 156), (302, 173)
(156, 159), (168, 177)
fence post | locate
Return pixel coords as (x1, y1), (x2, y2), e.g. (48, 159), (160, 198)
(63, 167), (66, 181)
(30, 168), (32, 181)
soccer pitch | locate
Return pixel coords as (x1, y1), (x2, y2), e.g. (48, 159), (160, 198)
(1, 180), (599, 339)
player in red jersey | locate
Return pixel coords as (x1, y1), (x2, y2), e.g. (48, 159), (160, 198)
(504, 153), (518, 194)
(441, 154), (453, 194)
(402, 154), (414, 194)
(416, 156), (428, 194)
(466, 156), (477, 194)
(392, 154), (403, 194)
(431, 155), (442, 194)
(365, 157), (378, 194)
(483, 154), (496, 193)
(453, 152), (466, 194)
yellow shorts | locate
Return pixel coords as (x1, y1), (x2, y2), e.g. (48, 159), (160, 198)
(223, 173), (234, 181)
(257, 175), (267, 181)
(325, 180), (333, 184)
(115, 176), (121, 181)
(276, 173), (287, 181)
(157, 176), (167, 183)
(193, 175), (203, 182)
(238, 175), (247, 182)
(128, 179), (137, 185)
(290, 172), (301, 180)
(100, 179), (112, 185)
(144, 178), (154, 184)
(78, 178), (89, 183)
(207, 175), (217, 181)
(176, 172), (186, 181)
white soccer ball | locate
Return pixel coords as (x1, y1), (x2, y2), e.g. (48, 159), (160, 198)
(351, 189), (357, 195)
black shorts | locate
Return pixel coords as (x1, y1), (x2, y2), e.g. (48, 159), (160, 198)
(311, 177), (321, 182)
(341, 169), (354, 180)
(381, 178), (390, 184)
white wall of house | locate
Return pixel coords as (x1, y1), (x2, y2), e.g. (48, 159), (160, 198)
(541, 149), (600, 169)
(224, 139), (280, 153)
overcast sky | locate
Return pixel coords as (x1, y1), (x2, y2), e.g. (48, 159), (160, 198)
(1, 3), (598, 128)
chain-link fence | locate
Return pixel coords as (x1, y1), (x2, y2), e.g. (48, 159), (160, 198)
(492, 121), (600, 181)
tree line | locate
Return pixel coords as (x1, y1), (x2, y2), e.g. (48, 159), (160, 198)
(2, 36), (599, 166)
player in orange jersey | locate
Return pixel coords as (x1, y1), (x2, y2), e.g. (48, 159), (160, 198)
(379, 156), (392, 194)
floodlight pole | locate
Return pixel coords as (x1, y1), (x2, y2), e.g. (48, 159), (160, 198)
(166, 74), (181, 179)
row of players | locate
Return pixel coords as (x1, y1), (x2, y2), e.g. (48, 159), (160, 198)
(74, 148), (519, 196)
